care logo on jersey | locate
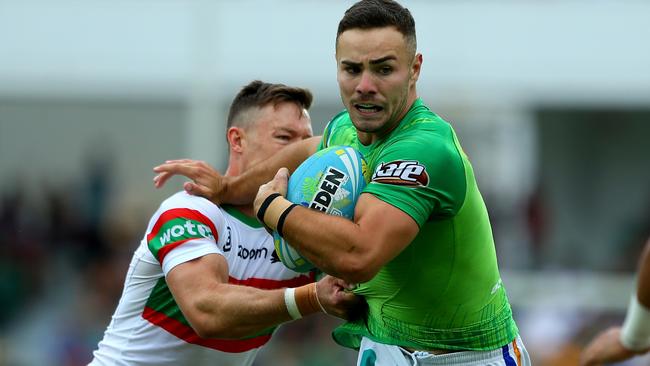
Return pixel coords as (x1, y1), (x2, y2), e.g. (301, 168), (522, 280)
(371, 160), (429, 187)
(146, 208), (218, 262)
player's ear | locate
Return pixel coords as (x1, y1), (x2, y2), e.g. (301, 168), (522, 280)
(410, 53), (422, 84)
(227, 127), (246, 153)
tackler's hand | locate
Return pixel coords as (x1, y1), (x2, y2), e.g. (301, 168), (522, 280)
(315, 275), (366, 321)
(153, 159), (230, 205)
(580, 326), (646, 366)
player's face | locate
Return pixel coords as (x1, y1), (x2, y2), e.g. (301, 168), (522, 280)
(336, 27), (421, 144)
(244, 102), (313, 168)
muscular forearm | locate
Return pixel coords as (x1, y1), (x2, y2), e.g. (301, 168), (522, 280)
(225, 136), (320, 205)
(283, 207), (371, 283)
(257, 193), (418, 283)
(618, 238), (650, 352)
(168, 255), (325, 339)
(637, 238), (650, 307)
(190, 284), (289, 339)
(581, 239), (650, 365)
(188, 282), (323, 339)
(281, 198), (416, 284)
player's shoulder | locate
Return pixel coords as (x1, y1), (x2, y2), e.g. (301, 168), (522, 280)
(157, 191), (225, 220)
(161, 191), (213, 207)
(145, 191), (226, 246)
(392, 102), (455, 148)
(401, 100), (452, 135)
(329, 108), (351, 125)
(382, 110), (462, 169)
(323, 108), (352, 132)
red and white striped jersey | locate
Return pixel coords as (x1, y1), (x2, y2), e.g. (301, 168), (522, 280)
(91, 191), (314, 366)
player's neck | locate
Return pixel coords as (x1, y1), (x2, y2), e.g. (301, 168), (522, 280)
(223, 164), (255, 216)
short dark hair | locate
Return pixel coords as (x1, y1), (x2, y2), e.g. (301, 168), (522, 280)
(227, 80), (313, 129)
(336, 0), (416, 52)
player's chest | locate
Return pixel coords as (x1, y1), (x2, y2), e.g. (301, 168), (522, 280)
(221, 224), (289, 279)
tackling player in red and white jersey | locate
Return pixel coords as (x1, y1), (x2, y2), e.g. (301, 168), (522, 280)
(90, 81), (361, 366)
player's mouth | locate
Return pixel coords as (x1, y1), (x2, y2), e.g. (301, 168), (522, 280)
(354, 103), (383, 115)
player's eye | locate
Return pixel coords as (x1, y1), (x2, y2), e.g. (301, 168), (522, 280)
(345, 65), (361, 75)
(378, 66), (392, 75)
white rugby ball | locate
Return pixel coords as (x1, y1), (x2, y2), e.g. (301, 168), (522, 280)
(273, 145), (367, 272)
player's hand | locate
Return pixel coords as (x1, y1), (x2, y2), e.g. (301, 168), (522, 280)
(253, 168), (289, 214)
(315, 275), (366, 321)
(580, 326), (646, 366)
(153, 159), (230, 204)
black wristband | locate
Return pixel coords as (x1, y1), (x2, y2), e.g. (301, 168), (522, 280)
(256, 193), (282, 224)
(277, 203), (299, 237)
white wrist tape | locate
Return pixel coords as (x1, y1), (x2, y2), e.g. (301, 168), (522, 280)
(620, 294), (650, 351)
(284, 288), (302, 320)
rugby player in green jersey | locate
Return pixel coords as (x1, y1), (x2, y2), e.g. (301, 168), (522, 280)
(154, 1), (532, 364)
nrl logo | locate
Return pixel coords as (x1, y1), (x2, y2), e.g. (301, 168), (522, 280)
(372, 160), (429, 187)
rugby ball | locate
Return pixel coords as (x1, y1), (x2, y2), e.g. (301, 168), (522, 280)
(273, 146), (367, 272)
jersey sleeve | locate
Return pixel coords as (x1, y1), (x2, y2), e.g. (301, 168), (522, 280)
(365, 130), (467, 227)
(145, 192), (227, 275)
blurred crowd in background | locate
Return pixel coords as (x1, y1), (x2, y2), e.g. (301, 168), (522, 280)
(1, 1), (650, 365)
(1, 124), (648, 365)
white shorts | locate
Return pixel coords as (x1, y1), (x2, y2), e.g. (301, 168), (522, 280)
(357, 336), (531, 366)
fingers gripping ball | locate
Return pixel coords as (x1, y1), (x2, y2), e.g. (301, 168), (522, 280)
(273, 146), (368, 272)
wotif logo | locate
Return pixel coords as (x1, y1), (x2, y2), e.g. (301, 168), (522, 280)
(159, 219), (214, 245)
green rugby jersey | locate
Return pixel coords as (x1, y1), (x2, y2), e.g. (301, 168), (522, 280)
(319, 99), (519, 351)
